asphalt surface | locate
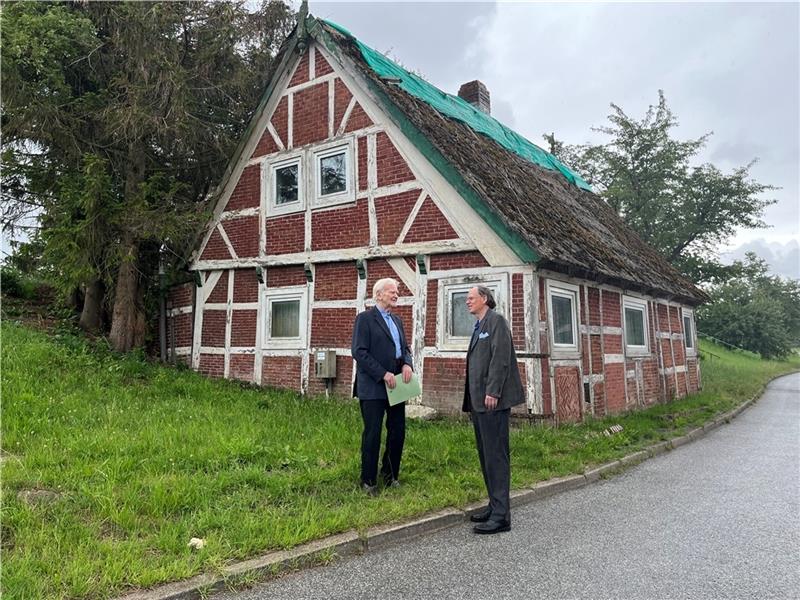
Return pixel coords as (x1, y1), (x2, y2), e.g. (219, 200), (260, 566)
(214, 373), (800, 600)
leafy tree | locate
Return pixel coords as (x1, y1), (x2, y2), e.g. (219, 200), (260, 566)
(2, 0), (295, 350)
(547, 91), (776, 283)
(698, 253), (800, 359)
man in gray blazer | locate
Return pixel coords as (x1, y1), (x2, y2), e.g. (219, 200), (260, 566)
(463, 285), (524, 534)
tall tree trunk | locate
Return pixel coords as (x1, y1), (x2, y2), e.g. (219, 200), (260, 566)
(109, 144), (146, 353)
(79, 279), (104, 333)
(109, 236), (145, 352)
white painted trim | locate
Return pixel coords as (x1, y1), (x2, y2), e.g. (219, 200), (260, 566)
(530, 272), (543, 414)
(205, 302), (259, 311)
(550, 359), (582, 367)
(422, 347), (468, 359)
(287, 92), (293, 149)
(604, 354), (625, 364)
(224, 269), (234, 378)
(193, 239), (477, 270)
(201, 271), (223, 303)
(367, 132), (377, 190)
(387, 257), (417, 296)
(285, 72), (336, 94)
(545, 279), (581, 358)
(622, 295), (650, 357)
(309, 45), (316, 80)
(337, 96), (357, 136)
(312, 300), (359, 309)
(363, 180), (423, 200)
(660, 365), (688, 375)
(267, 121), (285, 151)
(266, 153), (305, 217)
(167, 306), (194, 317)
(396, 189), (429, 244)
(173, 347), (191, 356)
(437, 273), (509, 351)
(311, 138), (356, 208)
(428, 265), (530, 279)
(580, 325), (623, 336)
(327, 77), (334, 139)
(682, 308), (697, 356)
(261, 286), (309, 350)
(216, 224), (238, 260)
(221, 207), (260, 220)
(411, 262), (427, 405)
(583, 374), (605, 384)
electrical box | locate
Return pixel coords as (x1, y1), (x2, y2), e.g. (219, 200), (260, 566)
(314, 350), (337, 378)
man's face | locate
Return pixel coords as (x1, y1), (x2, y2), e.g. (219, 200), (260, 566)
(378, 282), (399, 309)
(465, 287), (486, 316)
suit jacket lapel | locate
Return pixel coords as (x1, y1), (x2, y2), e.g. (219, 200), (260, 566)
(468, 311), (492, 354)
(372, 307), (394, 342)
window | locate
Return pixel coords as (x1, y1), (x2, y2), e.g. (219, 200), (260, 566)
(438, 275), (507, 350)
(263, 288), (307, 348)
(547, 282), (579, 354)
(268, 156), (304, 215)
(313, 141), (354, 206)
(683, 309), (696, 354)
(623, 296), (649, 355)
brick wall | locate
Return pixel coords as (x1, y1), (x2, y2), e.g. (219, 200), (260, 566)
(366, 259), (412, 298)
(511, 274), (525, 351)
(311, 200), (369, 250)
(252, 127), (279, 158)
(199, 354), (224, 377)
(357, 136), (368, 191)
(403, 197), (458, 243)
(262, 356), (302, 388)
(314, 262), (357, 300)
(293, 83), (328, 147)
(200, 229), (232, 261)
(376, 132), (415, 187)
(429, 251), (489, 271)
(344, 102), (372, 133)
(271, 96), (288, 147)
(311, 307), (357, 347)
(315, 51), (334, 77)
(224, 216), (259, 259)
(206, 274), (228, 304)
(231, 310), (257, 346)
(224, 165), (260, 211)
(267, 265), (306, 288)
(266, 214), (305, 255)
(233, 269), (260, 303)
(333, 78), (352, 132)
(201, 310), (226, 347)
(288, 52), (309, 87)
(230, 354), (255, 382)
(306, 354), (353, 397)
(375, 189), (420, 245)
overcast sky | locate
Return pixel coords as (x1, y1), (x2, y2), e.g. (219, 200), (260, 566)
(308, 1), (799, 273)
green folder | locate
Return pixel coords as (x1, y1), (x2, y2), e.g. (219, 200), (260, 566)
(386, 373), (422, 406)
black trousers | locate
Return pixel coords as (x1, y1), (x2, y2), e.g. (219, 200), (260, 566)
(471, 408), (511, 523)
(359, 398), (406, 486)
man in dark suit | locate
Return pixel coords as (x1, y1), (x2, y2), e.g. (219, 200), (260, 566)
(463, 285), (524, 533)
(352, 277), (413, 496)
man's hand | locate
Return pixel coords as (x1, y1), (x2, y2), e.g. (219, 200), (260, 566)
(383, 371), (397, 389)
(484, 395), (498, 411)
(401, 364), (413, 384)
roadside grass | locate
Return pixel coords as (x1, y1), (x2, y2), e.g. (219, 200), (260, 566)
(2, 321), (798, 599)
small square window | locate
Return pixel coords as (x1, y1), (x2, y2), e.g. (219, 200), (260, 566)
(267, 156), (304, 216)
(313, 141), (354, 207)
(263, 288), (307, 349)
(623, 297), (649, 355)
(319, 152), (347, 196)
(547, 283), (579, 354)
(438, 276), (507, 350)
(275, 164), (299, 205)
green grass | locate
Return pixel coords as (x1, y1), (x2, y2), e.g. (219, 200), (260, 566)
(2, 322), (798, 599)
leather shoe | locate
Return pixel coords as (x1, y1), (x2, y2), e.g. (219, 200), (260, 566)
(469, 507), (492, 523)
(473, 520), (511, 535)
(361, 482), (378, 497)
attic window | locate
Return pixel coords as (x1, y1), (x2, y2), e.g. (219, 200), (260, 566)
(313, 140), (354, 207)
(267, 155), (304, 216)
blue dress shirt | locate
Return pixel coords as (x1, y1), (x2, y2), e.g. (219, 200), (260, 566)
(378, 307), (402, 359)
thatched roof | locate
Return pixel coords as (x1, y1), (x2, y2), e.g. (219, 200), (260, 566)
(316, 20), (707, 305)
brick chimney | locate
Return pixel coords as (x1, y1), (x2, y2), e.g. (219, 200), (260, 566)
(457, 80), (491, 114)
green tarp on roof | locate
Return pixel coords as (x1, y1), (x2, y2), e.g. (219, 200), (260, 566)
(324, 19), (592, 192)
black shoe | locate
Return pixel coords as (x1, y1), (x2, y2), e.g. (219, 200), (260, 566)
(385, 479), (400, 488)
(361, 482), (378, 497)
(469, 507), (492, 523)
(473, 520), (511, 535)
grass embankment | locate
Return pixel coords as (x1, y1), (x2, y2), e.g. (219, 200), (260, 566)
(2, 321), (798, 599)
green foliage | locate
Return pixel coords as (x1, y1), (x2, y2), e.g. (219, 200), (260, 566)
(3, 321), (798, 598)
(1, 0), (296, 349)
(551, 91), (776, 283)
(699, 253), (800, 358)
(1, 266), (38, 299)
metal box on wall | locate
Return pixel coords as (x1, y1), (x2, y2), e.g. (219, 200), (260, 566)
(314, 350), (337, 378)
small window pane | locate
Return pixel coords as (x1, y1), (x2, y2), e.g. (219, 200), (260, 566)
(320, 152), (346, 196)
(625, 307), (645, 346)
(552, 295), (574, 345)
(275, 164), (298, 205)
(271, 300), (300, 338)
(684, 315), (694, 349)
(450, 291), (473, 337)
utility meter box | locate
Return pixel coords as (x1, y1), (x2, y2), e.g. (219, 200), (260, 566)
(314, 350), (337, 378)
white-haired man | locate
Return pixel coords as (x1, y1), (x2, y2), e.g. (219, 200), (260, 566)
(351, 278), (413, 496)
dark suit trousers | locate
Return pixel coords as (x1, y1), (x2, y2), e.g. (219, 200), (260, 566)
(471, 408), (511, 523)
(359, 399), (405, 486)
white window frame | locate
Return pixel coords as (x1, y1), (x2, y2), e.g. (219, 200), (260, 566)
(438, 274), (508, 351)
(312, 138), (355, 208)
(683, 308), (696, 356)
(546, 281), (580, 356)
(267, 154), (304, 216)
(623, 296), (650, 356)
(262, 286), (308, 349)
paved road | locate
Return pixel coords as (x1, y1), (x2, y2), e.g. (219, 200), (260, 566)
(215, 373), (800, 600)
